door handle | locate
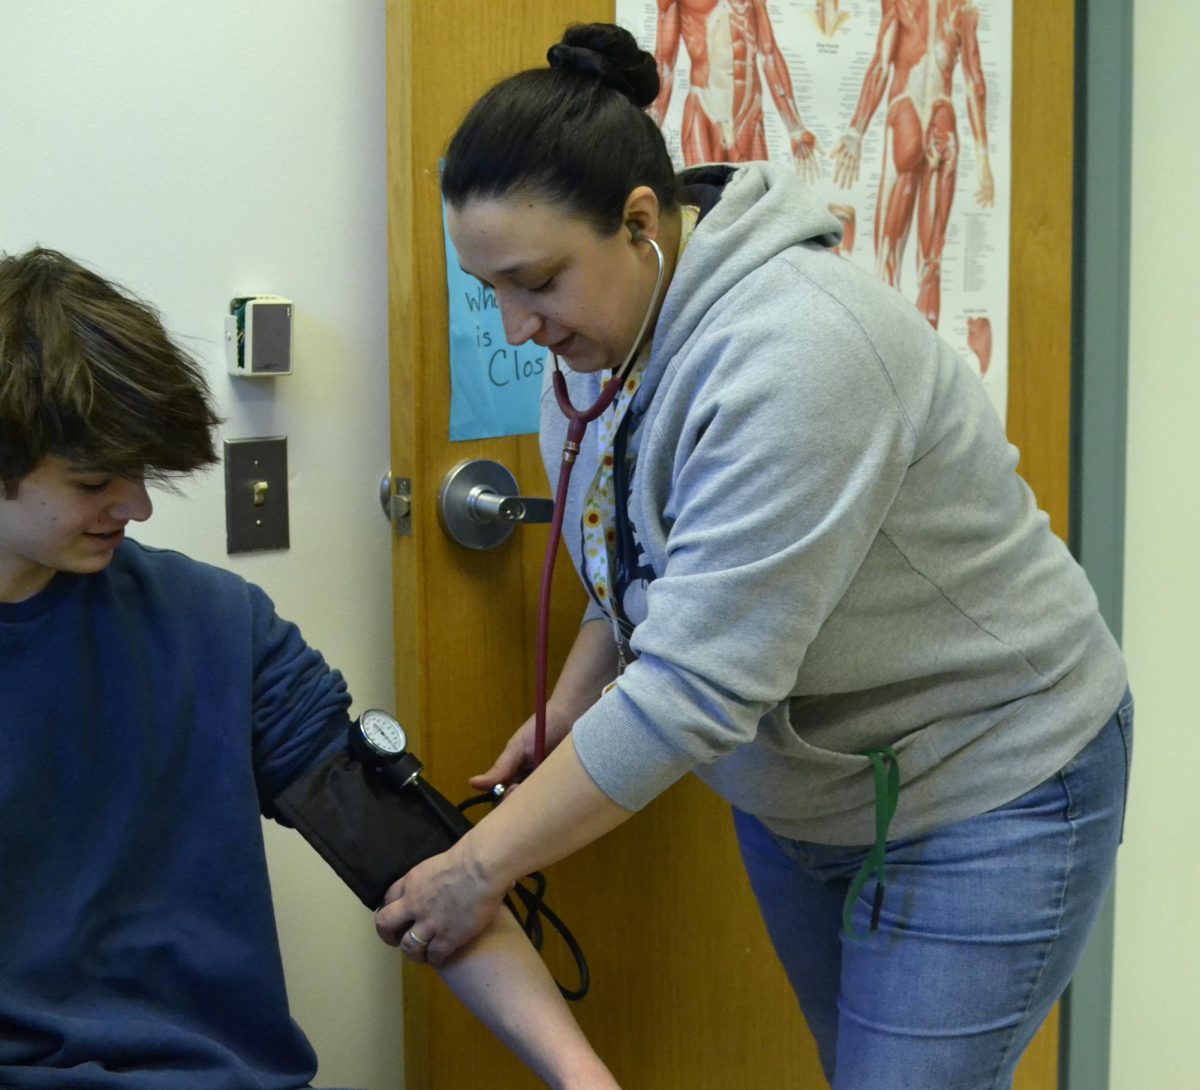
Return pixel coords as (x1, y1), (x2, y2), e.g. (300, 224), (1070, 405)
(438, 458), (554, 550)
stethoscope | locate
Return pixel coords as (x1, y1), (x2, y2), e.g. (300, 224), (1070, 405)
(532, 229), (666, 767)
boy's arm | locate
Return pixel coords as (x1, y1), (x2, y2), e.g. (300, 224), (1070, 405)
(436, 910), (620, 1090)
(266, 700), (617, 1087)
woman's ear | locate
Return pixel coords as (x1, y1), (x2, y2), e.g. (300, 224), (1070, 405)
(623, 186), (661, 243)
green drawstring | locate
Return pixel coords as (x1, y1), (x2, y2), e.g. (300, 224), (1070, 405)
(842, 746), (900, 941)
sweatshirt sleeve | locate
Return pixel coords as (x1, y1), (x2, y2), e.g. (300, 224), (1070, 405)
(571, 260), (923, 810)
(246, 584), (353, 811)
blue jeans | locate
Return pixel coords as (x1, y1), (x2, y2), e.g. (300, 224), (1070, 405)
(733, 693), (1133, 1090)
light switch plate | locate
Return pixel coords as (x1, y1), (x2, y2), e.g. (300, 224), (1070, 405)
(224, 437), (289, 554)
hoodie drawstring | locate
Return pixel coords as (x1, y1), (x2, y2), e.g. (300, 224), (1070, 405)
(842, 746), (900, 941)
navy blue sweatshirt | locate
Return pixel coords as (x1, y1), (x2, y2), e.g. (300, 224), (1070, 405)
(0, 541), (351, 1089)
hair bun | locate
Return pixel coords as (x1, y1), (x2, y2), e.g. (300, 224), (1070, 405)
(547, 23), (659, 109)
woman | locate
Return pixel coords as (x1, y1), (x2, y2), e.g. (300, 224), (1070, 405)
(377, 23), (1131, 1088)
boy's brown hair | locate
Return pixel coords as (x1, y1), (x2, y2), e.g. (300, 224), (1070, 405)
(0, 247), (220, 496)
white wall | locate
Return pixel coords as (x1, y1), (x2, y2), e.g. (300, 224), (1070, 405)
(0, 3), (403, 1088)
(1112, 4), (1200, 1088)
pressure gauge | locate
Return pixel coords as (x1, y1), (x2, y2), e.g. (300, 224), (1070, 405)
(350, 708), (424, 792)
(356, 708), (408, 760)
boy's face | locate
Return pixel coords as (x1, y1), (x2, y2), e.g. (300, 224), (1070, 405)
(0, 456), (152, 603)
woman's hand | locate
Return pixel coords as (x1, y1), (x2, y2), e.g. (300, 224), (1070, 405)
(375, 838), (508, 968)
(471, 618), (619, 792)
(468, 704), (572, 793)
(379, 733), (635, 970)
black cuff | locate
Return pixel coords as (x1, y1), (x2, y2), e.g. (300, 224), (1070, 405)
(273, 750), (468, 910)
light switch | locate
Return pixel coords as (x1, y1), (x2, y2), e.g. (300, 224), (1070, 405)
(224, 437), (289, 554)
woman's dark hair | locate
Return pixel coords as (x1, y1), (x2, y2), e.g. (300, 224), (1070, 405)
(441, 23), (679, 235)
(0, 247), (221, 496)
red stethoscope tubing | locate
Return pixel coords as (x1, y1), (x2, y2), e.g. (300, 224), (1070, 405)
(531, 237), (666, 769)
(533, 371), (625, 766)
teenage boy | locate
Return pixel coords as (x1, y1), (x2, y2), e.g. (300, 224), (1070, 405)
(0, 247), (618, 1090)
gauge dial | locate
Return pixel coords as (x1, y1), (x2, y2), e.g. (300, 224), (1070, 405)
(359, 708), (407, 758)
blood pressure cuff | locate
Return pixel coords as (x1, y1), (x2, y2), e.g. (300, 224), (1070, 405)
(273, 750), (470, 910)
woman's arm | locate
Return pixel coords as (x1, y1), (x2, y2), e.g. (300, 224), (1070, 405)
(376, 619), (626, 1081)
(376, 733), (633, 965)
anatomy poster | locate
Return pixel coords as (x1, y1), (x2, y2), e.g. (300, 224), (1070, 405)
(618, 0), (1012, 420)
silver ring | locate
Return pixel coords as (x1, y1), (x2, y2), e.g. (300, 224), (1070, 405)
(406, 929), (431, 947)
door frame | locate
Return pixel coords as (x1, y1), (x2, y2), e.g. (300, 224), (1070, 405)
(1061, 1), (1134, 1088)
(381, 1), (1121, 1084)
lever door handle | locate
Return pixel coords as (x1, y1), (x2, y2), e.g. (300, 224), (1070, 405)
(438, 459), (554, 549)
(467, 490), (554, 525)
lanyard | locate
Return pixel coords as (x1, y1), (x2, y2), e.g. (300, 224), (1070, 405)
(577, 348), (647, 660)
(575, 207), (700, 675)
(533, 239), (666, 767)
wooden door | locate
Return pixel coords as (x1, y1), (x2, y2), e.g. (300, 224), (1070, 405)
(385, 2), (1073, 1086)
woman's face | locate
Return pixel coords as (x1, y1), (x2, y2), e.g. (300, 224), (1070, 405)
(446, 189), (664, 374)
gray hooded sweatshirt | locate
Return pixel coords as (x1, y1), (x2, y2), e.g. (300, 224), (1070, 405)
(541, 162), (1126, 846)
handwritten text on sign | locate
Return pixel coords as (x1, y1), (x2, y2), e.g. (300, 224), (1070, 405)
(443, 201), (546, 441)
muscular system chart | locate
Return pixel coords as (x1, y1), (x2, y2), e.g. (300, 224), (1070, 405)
(621, 0), (1012, 419)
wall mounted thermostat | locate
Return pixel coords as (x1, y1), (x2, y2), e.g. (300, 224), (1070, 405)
(225, 295), (292, 376)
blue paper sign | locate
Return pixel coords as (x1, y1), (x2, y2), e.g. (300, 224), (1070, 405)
(442, 199), (547, 441)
